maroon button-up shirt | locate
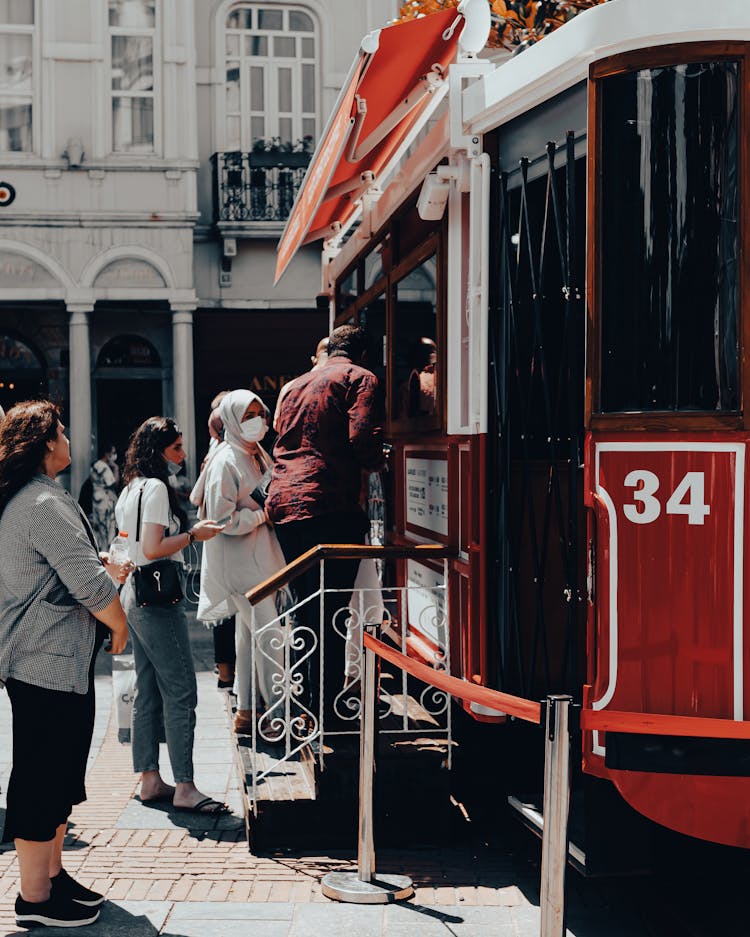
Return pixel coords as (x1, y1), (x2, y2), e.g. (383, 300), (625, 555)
(267, 355), (384, 525)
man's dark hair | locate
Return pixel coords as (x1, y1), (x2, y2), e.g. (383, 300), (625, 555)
(327, 325), (367, 362)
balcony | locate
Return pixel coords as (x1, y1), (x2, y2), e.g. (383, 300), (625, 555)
(211, 150), (311, 237)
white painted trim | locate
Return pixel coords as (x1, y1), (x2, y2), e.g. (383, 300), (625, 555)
(80, 245), (177, 289)
(592, 440), (746, 755)
(0, 237), (75, 290)
(464, 0), (750, 137)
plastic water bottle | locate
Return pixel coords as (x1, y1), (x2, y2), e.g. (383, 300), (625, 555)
(109, 532), (130, 566)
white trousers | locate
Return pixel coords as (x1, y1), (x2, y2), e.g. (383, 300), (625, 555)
(230, 593), (284, 712)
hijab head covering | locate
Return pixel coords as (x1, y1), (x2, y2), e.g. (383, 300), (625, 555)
(219, 389), (269, 452)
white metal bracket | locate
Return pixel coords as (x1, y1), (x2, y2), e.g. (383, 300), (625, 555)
(355, 171), (383, 240)
(449, 58), (494, 158)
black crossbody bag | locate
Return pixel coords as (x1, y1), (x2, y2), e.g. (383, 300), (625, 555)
(132, 483), (183, 607)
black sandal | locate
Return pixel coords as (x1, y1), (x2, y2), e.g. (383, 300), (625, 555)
(174, 797), (230, 815)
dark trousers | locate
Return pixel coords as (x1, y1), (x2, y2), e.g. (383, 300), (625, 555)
(3, 677), (95, 843)
(212, 616), (236, 666)
(274, 512), (366, 727)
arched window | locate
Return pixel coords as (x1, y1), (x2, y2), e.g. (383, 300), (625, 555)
(0, 333), (47, 411)
(224, 4), (317, 152)
(97, 335), (160, 368)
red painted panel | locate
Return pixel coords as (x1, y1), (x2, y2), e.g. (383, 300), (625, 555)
(584, 432), (750, 847)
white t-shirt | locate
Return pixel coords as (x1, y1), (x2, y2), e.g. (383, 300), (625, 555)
(115, 477), (183, 566)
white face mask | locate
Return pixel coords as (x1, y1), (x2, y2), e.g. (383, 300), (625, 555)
(240, 415), (267, 442)
(166, 459), (182, 476)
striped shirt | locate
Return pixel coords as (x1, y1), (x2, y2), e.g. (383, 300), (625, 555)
(0, 474), (117, 694)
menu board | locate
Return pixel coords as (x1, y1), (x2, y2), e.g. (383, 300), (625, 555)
(405, 457), (448, 536)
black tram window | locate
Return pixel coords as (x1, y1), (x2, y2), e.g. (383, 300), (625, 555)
(392, 256), (438, 424)
(600, 61), (739, 413)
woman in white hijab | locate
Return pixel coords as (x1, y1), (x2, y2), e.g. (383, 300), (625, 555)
(191, 389), (285, 734)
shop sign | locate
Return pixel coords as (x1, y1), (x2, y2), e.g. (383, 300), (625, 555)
(0, 252), (57, 287)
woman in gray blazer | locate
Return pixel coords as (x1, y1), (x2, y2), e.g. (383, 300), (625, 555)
(0, 400), (128, 929)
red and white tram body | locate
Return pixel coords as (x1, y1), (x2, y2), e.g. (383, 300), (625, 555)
(278, 0), (750, 850)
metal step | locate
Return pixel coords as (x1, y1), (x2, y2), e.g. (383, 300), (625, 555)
(507, 795), (587, 874)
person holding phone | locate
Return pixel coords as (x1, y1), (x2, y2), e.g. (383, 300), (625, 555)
(191, 390), (285, 735)
(0, 400), (129, 929)
(116, 417), (226, 814)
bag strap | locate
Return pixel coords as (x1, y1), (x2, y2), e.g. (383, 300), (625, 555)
(135, 482), (147, 544)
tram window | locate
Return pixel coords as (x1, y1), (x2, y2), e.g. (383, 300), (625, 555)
(600, 61), (739, 413)
(392, 256), (438, 424)
(360, 295), (387, 391)
(336, 266), (357, 315)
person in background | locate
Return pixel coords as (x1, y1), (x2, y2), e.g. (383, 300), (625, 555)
(192, 390), (285, 735)
(191, 389), (236, 690)
(89, 442), (120, 552)
(0, 400), (128, 929)
(268, 325), (385, 726)
(272, 337), (329, 432)
(115, 417), (227, 814)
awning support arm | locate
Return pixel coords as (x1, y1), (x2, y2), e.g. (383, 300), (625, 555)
(346, 64), (446, 164)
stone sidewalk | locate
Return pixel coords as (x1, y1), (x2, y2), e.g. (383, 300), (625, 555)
(0, 621), (646, 936)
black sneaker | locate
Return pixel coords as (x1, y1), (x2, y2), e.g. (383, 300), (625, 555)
(15, 892), (100, 928)
(51, 868), (105, 907)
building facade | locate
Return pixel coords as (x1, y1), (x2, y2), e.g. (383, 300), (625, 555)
(0, 0), (397, 497)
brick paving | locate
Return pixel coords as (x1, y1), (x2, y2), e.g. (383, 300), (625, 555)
(0, 621), (552, 936)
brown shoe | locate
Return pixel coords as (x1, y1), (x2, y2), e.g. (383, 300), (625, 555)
(233, 709), (254, 735)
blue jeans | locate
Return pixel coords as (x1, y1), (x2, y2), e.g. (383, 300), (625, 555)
(122, 579), (197, 783)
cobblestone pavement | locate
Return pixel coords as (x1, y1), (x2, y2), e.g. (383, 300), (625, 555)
(0, 617), (711, 937)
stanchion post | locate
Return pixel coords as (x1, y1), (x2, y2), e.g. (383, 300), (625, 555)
(321, 623), (414, 904)
(357, 622), (377, 883)
(540, 695), (573, 937)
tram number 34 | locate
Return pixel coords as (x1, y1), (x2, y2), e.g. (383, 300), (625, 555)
(623, 471), (710, 526)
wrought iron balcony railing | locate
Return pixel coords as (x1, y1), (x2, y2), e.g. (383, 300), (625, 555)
(211, 151), (310, 225)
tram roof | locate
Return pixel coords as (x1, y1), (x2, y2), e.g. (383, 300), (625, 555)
(464, 0), (750, 135)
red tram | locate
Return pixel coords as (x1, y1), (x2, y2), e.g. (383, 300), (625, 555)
(276, 0), (750, 852)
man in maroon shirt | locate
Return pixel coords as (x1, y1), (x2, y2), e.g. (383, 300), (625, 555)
(267, 324), (384, 727)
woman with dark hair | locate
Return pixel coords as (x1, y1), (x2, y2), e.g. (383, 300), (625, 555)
(0, 400), (129, 929)
(115, 417), (226, 814)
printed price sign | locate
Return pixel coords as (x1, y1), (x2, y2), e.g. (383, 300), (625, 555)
(405, 457), (448, 536)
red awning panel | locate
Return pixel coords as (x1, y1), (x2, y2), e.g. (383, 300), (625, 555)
(275, 9), (464, 283)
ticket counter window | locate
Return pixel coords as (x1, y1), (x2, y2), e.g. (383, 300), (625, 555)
(599, 60), (739, 413)
(392, 255), (438, 424)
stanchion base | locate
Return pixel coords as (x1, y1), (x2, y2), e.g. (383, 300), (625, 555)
(321, 872), (414, 904)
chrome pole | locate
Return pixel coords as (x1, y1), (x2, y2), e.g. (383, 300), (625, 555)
(540, 695), (573, 937)
(321, 621), (413, 904)
(357, 623), (377, 883)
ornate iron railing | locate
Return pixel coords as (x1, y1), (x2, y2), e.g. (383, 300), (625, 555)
(211, 151), (310, 224)
(244, 544), (456, 810)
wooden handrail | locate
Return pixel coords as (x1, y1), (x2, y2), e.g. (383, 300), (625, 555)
(246, 543), (455, 605)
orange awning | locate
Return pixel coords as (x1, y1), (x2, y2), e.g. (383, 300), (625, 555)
(275, 9), (465, 283)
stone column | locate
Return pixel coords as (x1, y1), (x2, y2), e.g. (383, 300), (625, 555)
(68, 306), (93, 499)
(171, 307), (197, 480)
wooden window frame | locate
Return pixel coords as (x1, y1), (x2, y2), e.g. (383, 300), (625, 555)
(587, 41), (749, 432)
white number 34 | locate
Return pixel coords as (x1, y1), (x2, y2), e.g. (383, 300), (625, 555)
(623, 470), (710, 526)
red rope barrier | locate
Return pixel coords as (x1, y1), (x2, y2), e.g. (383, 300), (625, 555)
(363, 633), (542, 725)
(581, 708), (750, 740)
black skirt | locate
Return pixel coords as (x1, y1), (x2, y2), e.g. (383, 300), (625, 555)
(2, 632), (102, 843)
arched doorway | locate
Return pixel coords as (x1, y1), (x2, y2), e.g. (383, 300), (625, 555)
(0, 333), (47, 413)
(95, 335), (163, 462)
